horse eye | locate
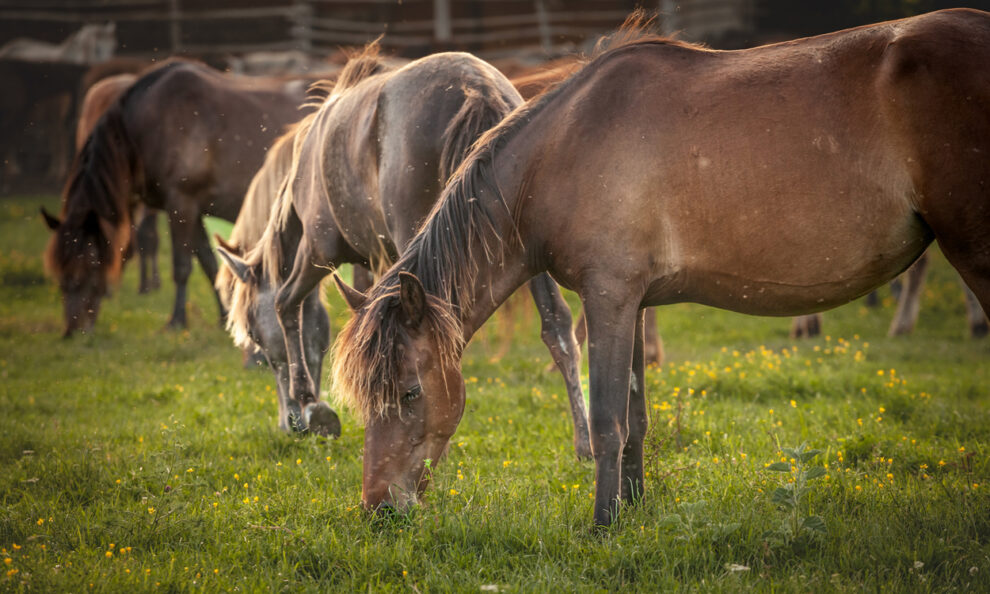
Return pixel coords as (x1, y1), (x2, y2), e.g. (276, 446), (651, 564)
(401, 385), (422, 403)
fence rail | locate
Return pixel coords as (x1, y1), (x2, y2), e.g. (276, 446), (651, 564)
(4, 1), (744, 58)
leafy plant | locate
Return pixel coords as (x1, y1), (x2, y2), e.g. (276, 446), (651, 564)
(764, 442), (827, 545)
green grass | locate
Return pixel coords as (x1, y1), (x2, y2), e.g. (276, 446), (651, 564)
(2, 194), (989, 592)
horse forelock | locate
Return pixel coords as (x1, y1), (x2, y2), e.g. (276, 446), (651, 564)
(331, 283), (464, 424)
(223, 266), (259, 350)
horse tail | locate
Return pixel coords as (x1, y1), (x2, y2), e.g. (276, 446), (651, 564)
(438, 76), (519, 185)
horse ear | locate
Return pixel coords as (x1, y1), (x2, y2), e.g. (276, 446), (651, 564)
(214, 233), (240, 255)
(398, 271), (426, 327)
(216, 245), (253, 283)
(331, 273), (367, 312)
(40, 207), (61, 231)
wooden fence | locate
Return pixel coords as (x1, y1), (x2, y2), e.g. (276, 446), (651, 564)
(0, 1), (657, 59)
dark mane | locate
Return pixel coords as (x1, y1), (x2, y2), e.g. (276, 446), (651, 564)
(331, 11), (687, 422)
(45, 60), (193, 282)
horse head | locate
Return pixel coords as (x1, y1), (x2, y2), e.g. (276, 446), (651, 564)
(217, 245), (333, 433)
(42, 205), (116, 337)
(331, 271), (466, 514)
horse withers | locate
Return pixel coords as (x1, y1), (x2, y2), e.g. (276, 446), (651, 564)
(331, 9), (990, 527)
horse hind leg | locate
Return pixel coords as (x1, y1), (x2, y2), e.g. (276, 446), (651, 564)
(643, 307), (664, 367)
(790, 313), (823, 339)
(962, 281), (989, 338)
(888, 251), (929, 336)
(528, 273), (591, 460)
(190, 217), (226, 325)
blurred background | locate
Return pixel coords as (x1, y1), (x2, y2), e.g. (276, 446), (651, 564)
(3, 0), (990, 195)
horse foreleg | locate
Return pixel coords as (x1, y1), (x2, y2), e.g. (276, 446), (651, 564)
(164, 207), (196, 329)
(190, 218), (226, 325)
(274, 243), (339, 437)
(889, 251), (929, 336)
(621, 308), (647, 504)
(136, 208), (161, 294)
(584, 294), (638, 528)
(528, 273), (590, 459)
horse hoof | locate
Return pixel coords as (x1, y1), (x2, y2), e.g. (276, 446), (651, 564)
(972, 321), (989, 339)
(304, 402), (341, 438)
(574, 440), (593, 461)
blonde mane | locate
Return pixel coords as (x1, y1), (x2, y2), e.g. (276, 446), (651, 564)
(221, 41), (391, 350)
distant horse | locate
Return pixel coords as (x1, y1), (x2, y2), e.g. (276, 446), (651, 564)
(217, 47), (588, 448)
(42, 59), (311, 336)
(791, 250), (988, 338)
(331, 9), (990, 527)
(0, 23), (116, 64)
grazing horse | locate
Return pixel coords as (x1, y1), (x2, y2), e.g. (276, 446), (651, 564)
(42, 59), (311, 336)
(218, 48), (588, 447)
(331, 9), (990, 527)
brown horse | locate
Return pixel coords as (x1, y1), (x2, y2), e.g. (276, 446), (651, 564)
(332, 9), (990, 527)
(218, 48), (588, 447)
(42, 59), (311, 336)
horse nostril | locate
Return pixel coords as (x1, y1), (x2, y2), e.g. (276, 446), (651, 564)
(375, 500), (397, 516)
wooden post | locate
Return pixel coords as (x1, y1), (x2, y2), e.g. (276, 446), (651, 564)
(293, 1), (314, 53)
(434, 0), (451, 43)
(535, 0), (551, 52)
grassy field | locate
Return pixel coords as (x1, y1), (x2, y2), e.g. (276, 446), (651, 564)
(2, 194), (989, 592)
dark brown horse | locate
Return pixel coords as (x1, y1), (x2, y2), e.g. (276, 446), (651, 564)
(218, 48), (589, 446)
(332, 9), (990, 527)
(42, 59), (311, 336)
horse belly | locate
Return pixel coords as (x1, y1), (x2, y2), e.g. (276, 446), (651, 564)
(655, 181), (930, 316)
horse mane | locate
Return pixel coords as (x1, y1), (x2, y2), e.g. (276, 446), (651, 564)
(45, 59), (191, 284)
(330, 10), (690, 423)
(215, 114), (310, 323)
(222, 111), (316, 349)
(223, 42), (392, 350)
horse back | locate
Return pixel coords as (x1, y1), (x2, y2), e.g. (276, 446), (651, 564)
(124, 61), (308, 217)
(313, 53), (521, 266)
(509, 9), (990, 314)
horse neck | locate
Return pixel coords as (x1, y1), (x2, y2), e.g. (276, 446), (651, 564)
(458, 241), (533, 340)
(406, 147), (535, 342)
